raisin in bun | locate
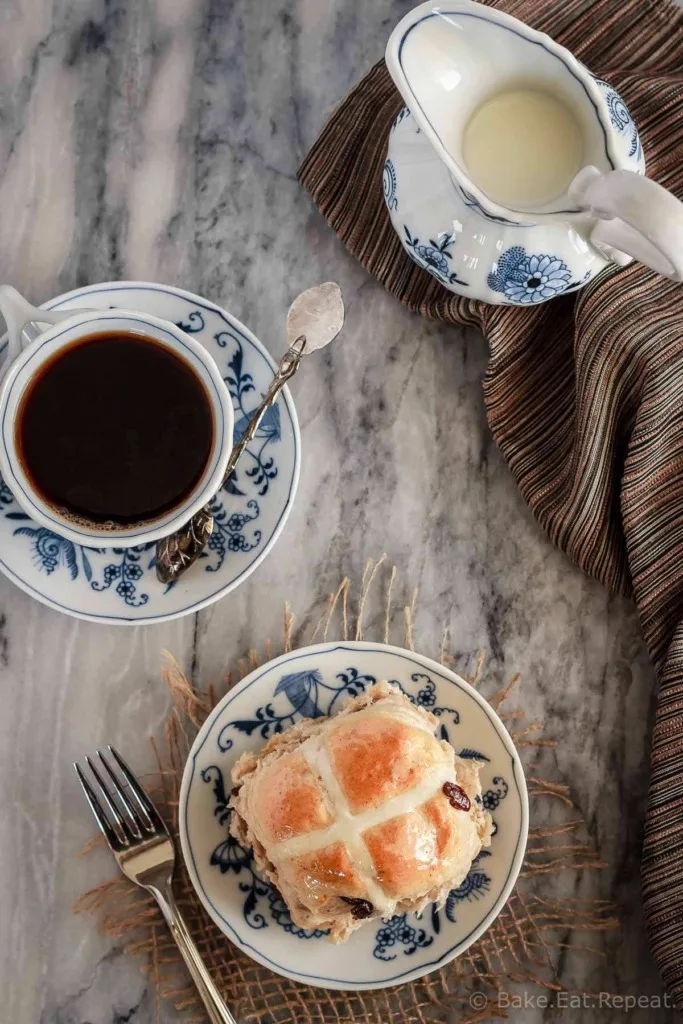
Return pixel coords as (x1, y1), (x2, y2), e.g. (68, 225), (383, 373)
(230, 681), (493, 942)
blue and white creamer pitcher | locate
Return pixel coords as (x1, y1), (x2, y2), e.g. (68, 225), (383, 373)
(384, 1), (683, 304)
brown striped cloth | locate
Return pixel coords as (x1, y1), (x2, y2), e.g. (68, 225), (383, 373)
(298, 0), (683, 1005)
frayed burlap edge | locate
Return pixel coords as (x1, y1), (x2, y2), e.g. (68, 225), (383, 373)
(75, 556), (617, 1024)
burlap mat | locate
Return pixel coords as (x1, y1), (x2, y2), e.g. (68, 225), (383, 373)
(77, 558), (617, 1023)
(297, 0), (683, 1005)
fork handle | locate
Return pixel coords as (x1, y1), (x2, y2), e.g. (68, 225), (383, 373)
(151, 882), (238, 1024)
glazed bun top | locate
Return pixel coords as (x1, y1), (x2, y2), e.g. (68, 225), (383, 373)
(232, 682), (491, 921)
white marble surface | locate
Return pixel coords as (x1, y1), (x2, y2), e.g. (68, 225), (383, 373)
(0, 1), (673, 1022)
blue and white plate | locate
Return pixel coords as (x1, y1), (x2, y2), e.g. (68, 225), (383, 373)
(0, 282), (300, 625)
(179, 642), (529, 990)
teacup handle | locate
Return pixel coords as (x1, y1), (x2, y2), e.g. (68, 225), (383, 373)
(0, 285), (78, 368)
(569, 166), (683, 281)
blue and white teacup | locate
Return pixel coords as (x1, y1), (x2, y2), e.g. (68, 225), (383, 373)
(0, 286), (234, 549)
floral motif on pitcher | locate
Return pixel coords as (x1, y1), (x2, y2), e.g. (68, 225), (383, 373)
(594, 78), (643, 162)
(383, 159), (398, 211)
(487, 247), (573, 304)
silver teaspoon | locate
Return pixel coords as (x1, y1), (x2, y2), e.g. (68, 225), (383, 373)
(155, 282), (345, 584)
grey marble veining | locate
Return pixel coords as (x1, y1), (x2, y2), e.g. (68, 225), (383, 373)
(0, 1), (673, 1022)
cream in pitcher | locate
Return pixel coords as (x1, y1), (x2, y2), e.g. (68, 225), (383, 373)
(383, 1), (683, 304)
(462, 88), (583, 208)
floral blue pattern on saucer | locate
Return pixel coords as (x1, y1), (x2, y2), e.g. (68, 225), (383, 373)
(179, 642), (528, 990)
(0, 282), (300, 624)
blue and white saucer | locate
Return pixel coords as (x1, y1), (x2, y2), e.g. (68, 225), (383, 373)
(0, 282), (300, 625)
(179, 642), (529, 990)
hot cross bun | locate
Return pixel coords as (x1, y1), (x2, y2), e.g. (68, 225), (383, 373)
(230, 681), (493, 942)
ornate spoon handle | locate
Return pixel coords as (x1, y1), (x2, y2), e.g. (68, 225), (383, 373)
(155, 282), (343, 585)
(220, 336), (305, 490)
(155, 339), (305, 585)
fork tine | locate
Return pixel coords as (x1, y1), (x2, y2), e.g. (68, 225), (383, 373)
(107, 745), (168, 835)
(85, 756), (130, 845)
(96, 750), (144, 838)
(74, 762), (126, 852)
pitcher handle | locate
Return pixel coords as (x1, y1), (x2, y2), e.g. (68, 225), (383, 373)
(569, 166), (683, 281)
(0, 285), (76, 367)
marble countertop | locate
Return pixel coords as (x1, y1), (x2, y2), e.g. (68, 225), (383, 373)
(0, 1), (672, 1022)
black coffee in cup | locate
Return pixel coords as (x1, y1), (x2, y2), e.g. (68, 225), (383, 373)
(15, 332), (214, 527)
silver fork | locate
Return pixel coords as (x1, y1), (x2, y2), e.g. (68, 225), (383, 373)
(74, 746), (237, 1024)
